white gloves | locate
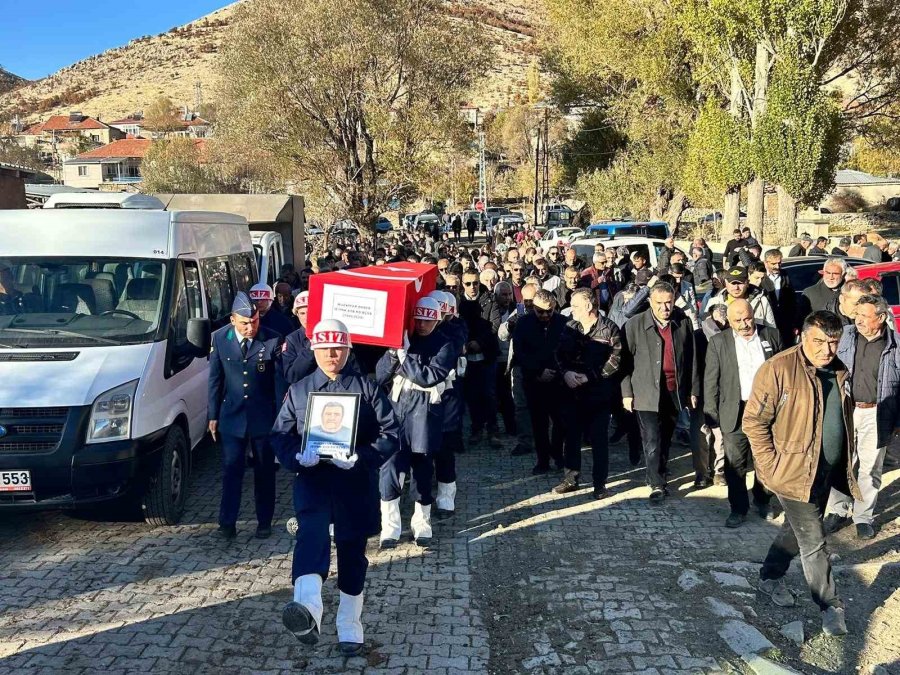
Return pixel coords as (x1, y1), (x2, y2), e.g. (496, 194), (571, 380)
(296, 445), (320, 468)
(329, 449), (358, 470)
(397, 331), (410, 363)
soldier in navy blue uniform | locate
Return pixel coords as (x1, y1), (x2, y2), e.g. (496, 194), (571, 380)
(376, 297), (456, 548)
(273, 319), (399, 656)
(431, 291), (468, 516)
(282, 291), (316, 384)
(250, 282), (295, 338)
(208, 292), (285, 540)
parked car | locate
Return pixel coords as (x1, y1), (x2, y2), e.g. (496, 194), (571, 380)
(854, 261), (900, 322)
(540, 227), (583, 248)
(570, 237), (684, 270)
(375, 216), (393, 233)
(413, 212), (441, 230)
(542, 205), (575, 228)
(581, 221), (670, 240)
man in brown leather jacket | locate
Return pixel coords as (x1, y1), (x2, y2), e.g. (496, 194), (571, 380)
(743, 311), (861, 637)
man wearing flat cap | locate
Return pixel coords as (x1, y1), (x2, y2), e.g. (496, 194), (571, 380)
(208, 291), (285, 540)
(705, 266), (776, 329)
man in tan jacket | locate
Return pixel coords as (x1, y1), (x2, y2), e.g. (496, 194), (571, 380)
(743, 311), (861, 637)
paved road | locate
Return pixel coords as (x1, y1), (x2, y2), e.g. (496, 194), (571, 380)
(1, 435), (898, 674)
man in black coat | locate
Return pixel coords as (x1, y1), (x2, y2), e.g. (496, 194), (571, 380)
(555, 288), (624, 499)
(758, 249), (798, 346)
(621, 282), (699, 502)
(799, 256), (845, 316)
(513, 289), (567, 474)
(704, 299), (783, 527)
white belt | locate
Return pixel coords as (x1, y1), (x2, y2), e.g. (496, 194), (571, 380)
(391, 375), (446, 403)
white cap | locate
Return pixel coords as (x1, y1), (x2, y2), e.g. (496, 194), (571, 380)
(444, 292), (458, 315)
(293, 291), (309, 309)
(414, 297), (441, 322)
(249, 283), (274, 301)
(427, 290), (450, 316)
(310, 319), (352, 349)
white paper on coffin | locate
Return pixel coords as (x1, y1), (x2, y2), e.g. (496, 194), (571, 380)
(321, 283), (389, 338)
(338, 268), (424, 292)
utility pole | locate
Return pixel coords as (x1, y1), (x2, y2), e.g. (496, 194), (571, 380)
(478, 128), (487, 212)
(541, 107), (550, 207)
(533, 128), (541, 226)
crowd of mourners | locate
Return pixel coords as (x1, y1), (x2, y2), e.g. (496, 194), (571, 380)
(208, 219), (900, 651)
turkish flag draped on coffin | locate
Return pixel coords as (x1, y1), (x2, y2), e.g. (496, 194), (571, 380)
(306, 262), (438, 348)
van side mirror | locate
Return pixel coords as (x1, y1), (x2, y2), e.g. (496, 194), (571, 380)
(187, 318), (211, 355)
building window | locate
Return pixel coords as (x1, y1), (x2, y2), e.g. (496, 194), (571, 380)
(77, 166), (87, 177)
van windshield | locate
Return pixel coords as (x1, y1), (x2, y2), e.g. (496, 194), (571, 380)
(0, 257), (167, 348)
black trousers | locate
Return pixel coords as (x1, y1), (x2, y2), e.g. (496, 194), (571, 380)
(760, 476), (840, 611)
(435, 432), (458, 483)
(563, 397), (611, 489)
(523, 379), (564, 468)
(495, 364), (516, 435)
(464, 361), (497, 434)
(292, 508), (368, 596)
(635, 389), (679, 489)
(722, 406), (771, 515)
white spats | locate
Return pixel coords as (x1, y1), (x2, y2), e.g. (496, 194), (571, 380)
(294, 573), (323, 631)
(380, 498), (402, 542)
(411, 502), (433, 540)
(336, 591), (365, 644)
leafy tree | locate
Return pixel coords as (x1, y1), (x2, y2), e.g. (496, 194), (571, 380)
(218, 0), (490, 236)
(141, 138), (216, 193)
(143, 96), (182, 133)
(558, 107), (625, 189)
(0, 137), (44, 171)
(754, 57), (843, 242)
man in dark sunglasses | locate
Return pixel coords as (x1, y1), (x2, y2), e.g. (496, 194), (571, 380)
(459, 271), (502, 444)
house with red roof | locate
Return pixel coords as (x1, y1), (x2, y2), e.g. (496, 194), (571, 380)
(13, 113), (125, 170)
(62, 138), (207, 189)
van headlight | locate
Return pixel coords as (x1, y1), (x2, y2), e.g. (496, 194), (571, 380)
(87, 381), (138, 444)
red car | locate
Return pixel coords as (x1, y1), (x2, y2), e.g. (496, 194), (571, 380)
(855, 261), (900, 322)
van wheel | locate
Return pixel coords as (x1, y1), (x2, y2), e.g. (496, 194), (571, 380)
(142, 426), (188, 526)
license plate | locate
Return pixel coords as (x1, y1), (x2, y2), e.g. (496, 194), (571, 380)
(0, 470), (31, 492)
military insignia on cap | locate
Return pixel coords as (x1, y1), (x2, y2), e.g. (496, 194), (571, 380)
(314, 330), (348, 344)
(414, 306), (439, 320)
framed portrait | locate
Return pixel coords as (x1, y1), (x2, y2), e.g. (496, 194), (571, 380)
(302, 392), (361, 459)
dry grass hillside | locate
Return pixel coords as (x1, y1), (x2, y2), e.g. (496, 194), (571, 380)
(0, 68), (26, 96)
(0, 0), (545, 124)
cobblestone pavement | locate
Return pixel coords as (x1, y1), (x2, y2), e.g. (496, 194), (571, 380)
(0, 435), (898, 675)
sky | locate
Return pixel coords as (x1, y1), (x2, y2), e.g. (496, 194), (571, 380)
(0, 0), (230, 80)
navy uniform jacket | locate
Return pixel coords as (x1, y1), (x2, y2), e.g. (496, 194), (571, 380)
(261, 308), (295, 338)
(440, 317), (469, 433)
(375, 329), (456, 454)
(271, 367), (399, 540)
(282, 328), (316, 384)
(208, 325), (285, 438)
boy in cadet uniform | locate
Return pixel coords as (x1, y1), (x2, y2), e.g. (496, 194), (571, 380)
(273, 319), (399, 656)
(430, 290), (468, 516)
(376, 296), (457, 548)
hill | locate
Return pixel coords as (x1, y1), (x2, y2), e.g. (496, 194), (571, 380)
(0, 67), (26, 96)
(0, 0), (545, 124)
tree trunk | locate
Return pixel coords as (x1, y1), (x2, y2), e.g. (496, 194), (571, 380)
(747, 43), (770, 238)
(723, 187), (741, 239)
(746, 177), (765, 239)
(775, 185), (798, 246)
(650, 188), (669, 222)
(665, 189), (687, 235)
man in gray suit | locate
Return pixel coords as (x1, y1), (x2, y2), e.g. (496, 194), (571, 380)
(704, 299), (784, 527)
